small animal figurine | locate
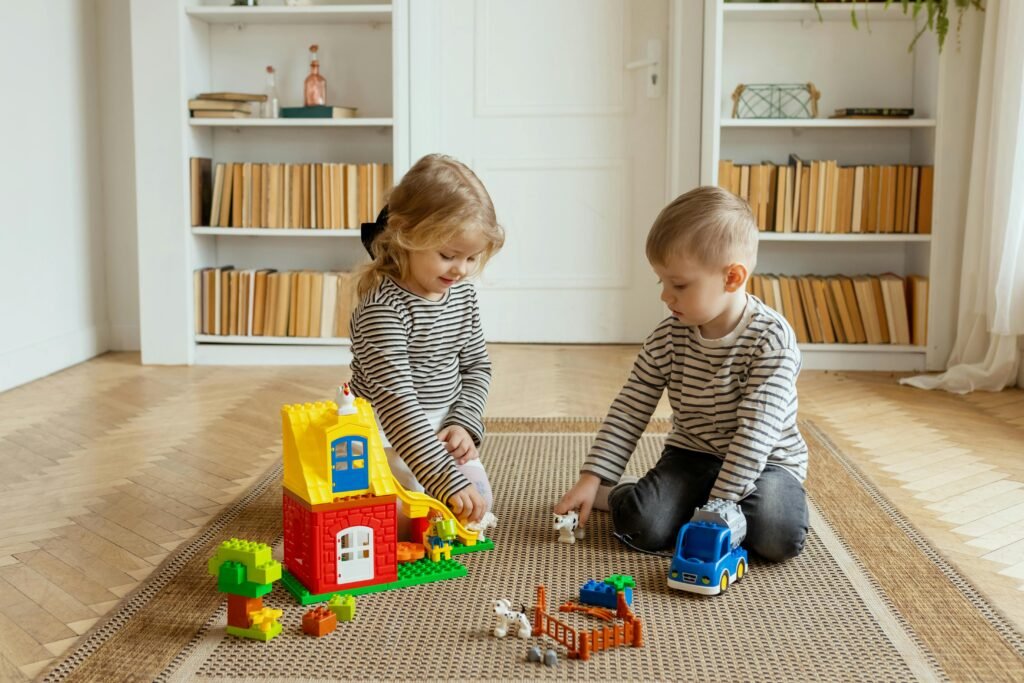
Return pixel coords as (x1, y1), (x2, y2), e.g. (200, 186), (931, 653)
(492, 598), (531, 639)
(466, 511), (498, 541)
(553, 511), (585, 544)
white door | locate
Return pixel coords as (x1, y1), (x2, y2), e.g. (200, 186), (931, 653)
(336, 526), (374, 584)
(410, 0), (670, 342)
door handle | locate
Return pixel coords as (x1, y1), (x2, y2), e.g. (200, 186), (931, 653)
(625, 38), (662, 99)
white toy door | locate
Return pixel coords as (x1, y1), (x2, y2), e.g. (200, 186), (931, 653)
(336, 526), (374, 584)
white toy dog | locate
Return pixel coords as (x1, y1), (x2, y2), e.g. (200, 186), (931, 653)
(492, 598), (531, 639)
(466, 512), (498, 541)
(553, 511), (585, 544)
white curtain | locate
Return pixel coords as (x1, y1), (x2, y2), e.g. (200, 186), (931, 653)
(901, 0), (1024, 394)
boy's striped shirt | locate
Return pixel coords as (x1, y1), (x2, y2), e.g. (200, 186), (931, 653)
(582, 295), (808, 501)
(349, 277), (490, 503)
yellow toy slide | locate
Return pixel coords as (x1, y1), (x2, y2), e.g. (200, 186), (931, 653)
(391, 484), (478, 546)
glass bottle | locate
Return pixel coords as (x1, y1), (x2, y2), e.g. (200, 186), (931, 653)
(262, 65), (279, 118)
(304, 44), (326, 107)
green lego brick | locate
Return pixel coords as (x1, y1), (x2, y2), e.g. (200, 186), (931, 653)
(226, 621), (282, 642)
(209, 538), (282, 585)
(327, 594), (356, 622)
(450, 538), (494, 555)
(218, 561), (274, 598)
(281, 558), (469, 605)
(604, 574), (636, 591)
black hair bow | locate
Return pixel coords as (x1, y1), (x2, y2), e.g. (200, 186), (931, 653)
(360, 205), (389, 257)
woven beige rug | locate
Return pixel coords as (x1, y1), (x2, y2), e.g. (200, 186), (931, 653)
(43, 419), (1024, 682)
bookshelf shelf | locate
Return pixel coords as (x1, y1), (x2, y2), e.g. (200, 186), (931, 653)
(192, 228), (362, 237)
(189, 118), (394, 128)
(194, 341), (352, 366)
(196, 335), (349, 346)
(799, 343), (923, 354)
(721, 118), (936, 129)
(722, 3), (915, 24)
(758, 233), (931, 243)
(185, 5), (392, 26)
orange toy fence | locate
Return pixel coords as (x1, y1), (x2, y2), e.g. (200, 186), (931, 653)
(532, 585), (643, 661)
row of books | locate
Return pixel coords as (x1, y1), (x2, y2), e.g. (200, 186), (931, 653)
(747, 273), (928, 346)
(194, 268), (358, 339)
(718, 158), (933, 234)
(189, 158), (392, 229)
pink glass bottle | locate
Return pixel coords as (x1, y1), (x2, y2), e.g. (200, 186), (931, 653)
(304, 44), (326, 107)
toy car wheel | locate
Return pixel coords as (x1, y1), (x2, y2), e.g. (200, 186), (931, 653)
(736, 559), (745, 581)
(719, 571), (729, 593)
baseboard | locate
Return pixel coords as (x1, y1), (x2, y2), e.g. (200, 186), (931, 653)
(108, 322), (141, 351)
(0, 324), (109, 393)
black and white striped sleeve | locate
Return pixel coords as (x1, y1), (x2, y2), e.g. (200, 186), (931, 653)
(440, 290), (491, 445)
(351, 302), (471, 503)
(580, 321), (671, 483)
(710, 344), (800, 501)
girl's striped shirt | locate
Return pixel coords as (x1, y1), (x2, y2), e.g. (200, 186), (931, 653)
(349, 277), (490, 503)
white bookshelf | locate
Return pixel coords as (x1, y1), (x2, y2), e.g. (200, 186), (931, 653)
(720, 118), (936, 129)
(188, 117), (394, 127)
(185, 5), (392, 25)
(192, 227), (362, 237)
(132, 0), (408, 365)
(701, 0), (968, 371)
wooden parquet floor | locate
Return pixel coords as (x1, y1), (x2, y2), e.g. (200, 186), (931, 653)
(0, 348), (1021, 680)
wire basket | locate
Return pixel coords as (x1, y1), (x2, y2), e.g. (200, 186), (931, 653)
(731, 82), (821, 119)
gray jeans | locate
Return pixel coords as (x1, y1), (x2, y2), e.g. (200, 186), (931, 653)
(609, 445), (808, 562)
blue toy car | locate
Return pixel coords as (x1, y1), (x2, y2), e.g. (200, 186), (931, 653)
(667, 499), (749, 595)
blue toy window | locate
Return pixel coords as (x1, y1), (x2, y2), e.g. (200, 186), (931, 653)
(330, 436), (369, 493)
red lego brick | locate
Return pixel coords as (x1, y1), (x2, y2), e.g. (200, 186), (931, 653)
(227, 594), (263, 629)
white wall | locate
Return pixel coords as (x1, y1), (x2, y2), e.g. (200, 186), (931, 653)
(97, 0), (140, 351)
(0, 0), (139, 393)
(0, 1), (107, 391)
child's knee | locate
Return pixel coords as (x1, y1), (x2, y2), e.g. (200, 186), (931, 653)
(609, 484), (676, 551)
(748, 519), (807, 562)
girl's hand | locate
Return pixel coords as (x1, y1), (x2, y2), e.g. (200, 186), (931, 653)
(554, 473), (602, 527)
(448, 485), (486, 524)
(438, 425), (478, 465)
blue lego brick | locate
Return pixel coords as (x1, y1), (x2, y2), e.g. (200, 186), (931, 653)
(579, 578), (633, 609)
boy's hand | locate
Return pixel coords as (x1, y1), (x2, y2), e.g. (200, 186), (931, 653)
(554, 473), (602, 527)
(438, 425), (479, 465)
(448, 485), (486, 524)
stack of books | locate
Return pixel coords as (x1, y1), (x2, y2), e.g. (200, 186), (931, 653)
(190, 158), (392, 229)
(747, 273), (928, 346)
(194, 268), (359, 339)
(718, 156), (933, 234)
(189, 92), (267, 119)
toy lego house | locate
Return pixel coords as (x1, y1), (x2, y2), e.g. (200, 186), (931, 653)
(281, 385), (491, 604)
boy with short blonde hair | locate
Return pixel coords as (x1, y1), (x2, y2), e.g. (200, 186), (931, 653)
(556, 186), (809, 561)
